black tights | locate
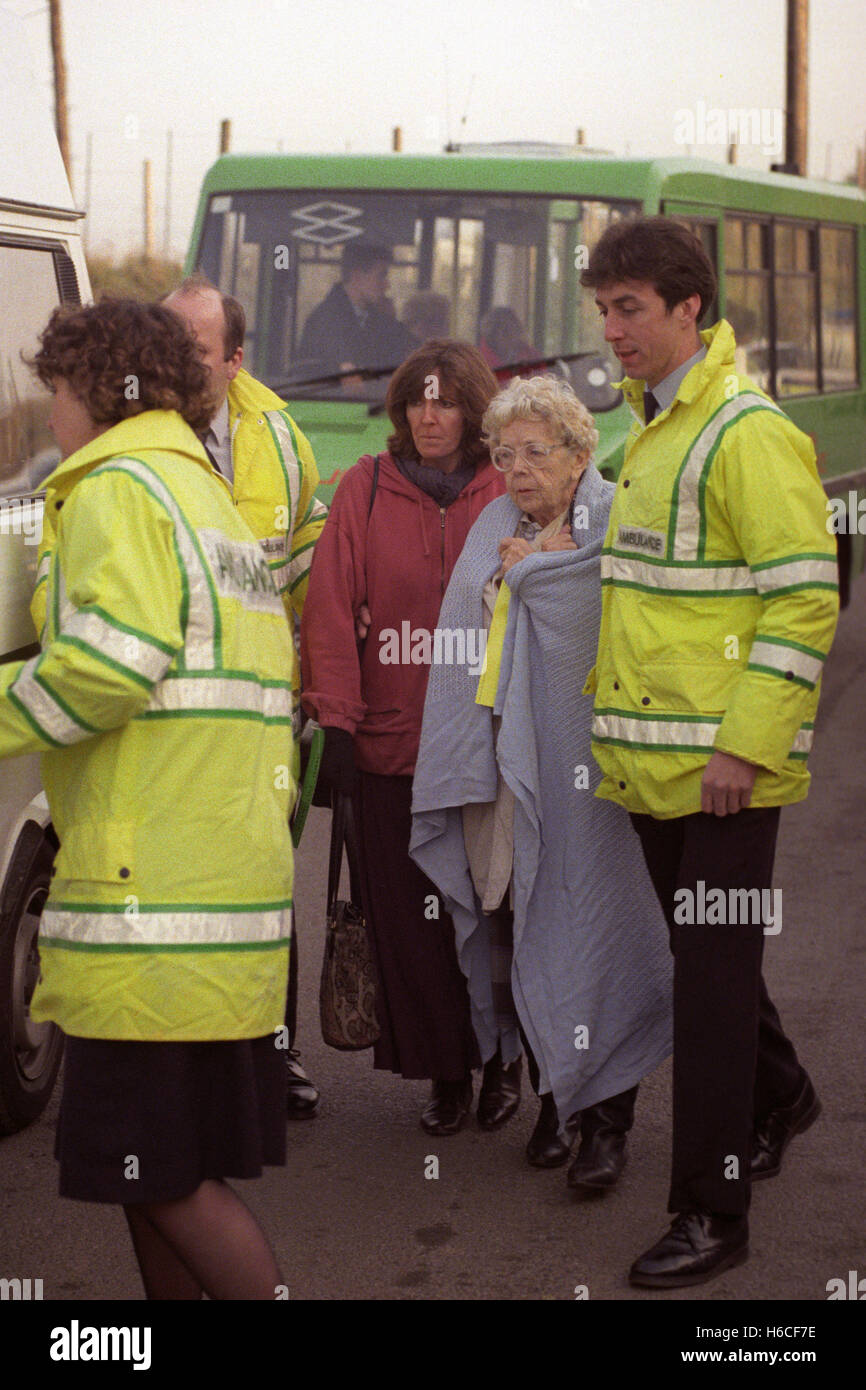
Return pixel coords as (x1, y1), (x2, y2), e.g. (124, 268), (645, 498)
(124, 1178), (283, 1300)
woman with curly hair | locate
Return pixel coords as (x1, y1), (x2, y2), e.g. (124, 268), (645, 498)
(7, 298), (295, 1299)
(301, 339), (519, 1136)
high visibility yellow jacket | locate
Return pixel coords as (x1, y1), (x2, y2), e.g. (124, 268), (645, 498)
(585, 320), (839, 819)
(0, 410), (295, 1040)
(33, 370), (327, 716)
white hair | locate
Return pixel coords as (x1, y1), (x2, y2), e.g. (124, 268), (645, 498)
(482, 375), (599, 458)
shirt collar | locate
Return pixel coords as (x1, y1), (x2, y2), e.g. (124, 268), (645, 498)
(650, 344), (708, 414)
(206, 396), (230, 448)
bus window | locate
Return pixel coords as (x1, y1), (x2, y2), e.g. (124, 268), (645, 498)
(774, 221), (818, 397)
(725, 216), (772, 393)
(194, 190), (632, 407)
(820, 226), (858, 390)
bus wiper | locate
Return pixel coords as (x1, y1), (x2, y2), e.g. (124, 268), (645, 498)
(270, 362), (402, 395)
(273, 349), (610, 416)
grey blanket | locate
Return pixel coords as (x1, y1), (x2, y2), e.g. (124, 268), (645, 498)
(410, 463), (672, 1124)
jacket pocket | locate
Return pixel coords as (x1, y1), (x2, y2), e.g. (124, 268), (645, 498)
(54, 821), (136, 887)
(641, 659), (742, 716)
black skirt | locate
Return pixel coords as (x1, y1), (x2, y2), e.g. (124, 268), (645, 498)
(55, 1033), (286, 1204)
(355, 770), (481, 1081)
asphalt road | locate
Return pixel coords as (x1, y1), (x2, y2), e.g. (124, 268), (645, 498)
(2, 582), (865, 1305)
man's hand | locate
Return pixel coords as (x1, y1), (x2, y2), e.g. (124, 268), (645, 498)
(355, 602), (371, 641)
(498, 536), (532, 576)
(701, 750), (759, 816)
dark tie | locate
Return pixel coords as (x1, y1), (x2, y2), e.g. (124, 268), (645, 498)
(644, 390), (658, 424)
(200, 438), (222, 476)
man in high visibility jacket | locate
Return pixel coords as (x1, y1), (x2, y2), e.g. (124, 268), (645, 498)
(581, 217), (839, 1288)
(164, 277), (327, 1119)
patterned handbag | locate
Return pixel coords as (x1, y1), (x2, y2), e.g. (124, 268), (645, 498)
(319, 792), (380, 1050)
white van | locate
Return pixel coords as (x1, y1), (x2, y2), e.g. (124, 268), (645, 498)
(0, 10), (91, 1133)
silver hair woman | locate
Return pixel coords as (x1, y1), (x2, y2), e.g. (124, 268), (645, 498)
(411, 375), (673, 1191)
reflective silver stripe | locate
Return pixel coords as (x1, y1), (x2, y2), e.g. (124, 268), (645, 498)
(753, 558), (838, 593)
(602, 553), (755, 593)
(673, 393), (782, 560)
(36, 552), (51, 585)
(146, 675), (292, 718)
(197, 528), (284, 615)
(748, 639), (824, 685)
(267, 411), (301, 526)
(41, 905), (292, 946)
(12, 659), (91, 744)
(593, 712), (720, 747)
(593, 710), (814, 757)
(270, 558), (291, 593)
(62, 610), (173, 685)
(97, 459), (217, 668)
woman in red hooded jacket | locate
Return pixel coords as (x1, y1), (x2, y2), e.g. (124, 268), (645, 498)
(301, 339), (516, 1135)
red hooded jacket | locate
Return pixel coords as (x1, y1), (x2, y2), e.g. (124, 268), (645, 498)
(301, 451), (505, 776)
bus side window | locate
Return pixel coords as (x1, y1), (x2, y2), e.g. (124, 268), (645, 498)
(820, 226), (858, 391)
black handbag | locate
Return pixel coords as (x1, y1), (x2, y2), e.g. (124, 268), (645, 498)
(319, 793), (380, 1050)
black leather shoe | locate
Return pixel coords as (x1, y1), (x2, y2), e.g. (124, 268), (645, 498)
(526, 1093), (580, 1168)
(567, 1085), (637, 1190)
(477, 1051), (522, 1130)
(629, 1211), (749, 1288)
(751, 1073), (821, 1180)
(420, 1078), (473, 1136)
(285, 1049), (319, 1118)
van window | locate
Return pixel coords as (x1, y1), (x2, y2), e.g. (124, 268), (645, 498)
(0, 242), (63, 495)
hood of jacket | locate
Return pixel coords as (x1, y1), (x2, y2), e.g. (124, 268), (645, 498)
(41, 409), (213, 500)
(227, 367), (287, 419)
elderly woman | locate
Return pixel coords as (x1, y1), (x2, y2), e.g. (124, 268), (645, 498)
(301, 339), (522, 1136)
(411, 376), (673, 1189)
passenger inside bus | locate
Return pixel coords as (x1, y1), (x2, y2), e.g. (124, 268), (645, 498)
(296, 239), (414, 393)
(479, 306), (543, 382)
(402, 291), (451, 344)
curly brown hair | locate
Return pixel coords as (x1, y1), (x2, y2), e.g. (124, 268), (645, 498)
(30, 298), (213, 435)
(385, 339), (498, 470)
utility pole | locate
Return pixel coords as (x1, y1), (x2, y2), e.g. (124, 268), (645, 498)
(143, 159), (155, 259)
(220, 119), (231, 155)
(164, 129), (173, 258)
(48, 0), (71, 185)
(392, 127), (402, 152)
(784, 0), (808, 175)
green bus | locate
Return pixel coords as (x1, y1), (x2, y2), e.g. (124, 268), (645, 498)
(186, 148), (866, 598)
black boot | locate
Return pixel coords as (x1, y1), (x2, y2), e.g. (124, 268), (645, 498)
(567, 1084), (638, 1190)
(477, 1048), (522, 1130)
(526, 1093), (581, 1168)
(420, 1078), (473, 1136)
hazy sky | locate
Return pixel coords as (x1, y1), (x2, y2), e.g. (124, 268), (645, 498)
(7, 0), (865, 258)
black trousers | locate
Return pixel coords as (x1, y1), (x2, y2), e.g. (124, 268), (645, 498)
(630, 807), (804, 1216)
(285, 925), (298, 1049)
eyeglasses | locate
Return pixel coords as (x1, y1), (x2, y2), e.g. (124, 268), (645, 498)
(490, 442), (560, 472)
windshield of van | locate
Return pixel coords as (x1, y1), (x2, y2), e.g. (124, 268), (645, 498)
(0, 243), (62, 495)
(194, 189), (634, 410)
